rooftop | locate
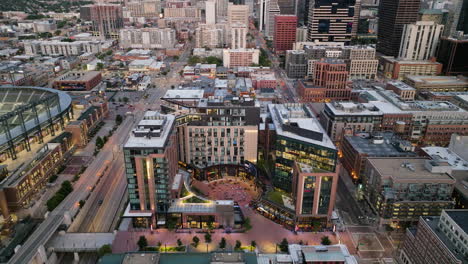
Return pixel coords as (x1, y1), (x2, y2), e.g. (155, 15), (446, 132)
(124, 111), (175, 149)
(387, 80), (416, 91)
(367, 158), (456, 183)
(421, 146), (468, 173)
(55, 71), (100, 82)
(445, 210), (468, 233)
(168, 199), (233, 213)
(268, 104), (335, 150)
(404, 75), (468, 86)
(163, 89), (204, 99)
(326, 101), (382, 116)
(345, 132), (416, 157)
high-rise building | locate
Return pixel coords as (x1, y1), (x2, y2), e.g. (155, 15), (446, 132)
(377, 0), (420, 57)
(216, 0), (228, 21)
(286, 44), (377, 80)
(285, 50), (308, 79)
(398, 21), (444, 61)
(398, 210), (468, 264)
(299, 59), (351, 102)
(265, 0), (280, 38)
(123, 111), (179, 226)
(174, 96), (260, 170)
(277, 0), (296, 14)
(296, 26), (308, 42)
(436, 35), (468, 76)
(80, 4), (124, 40)
(227, 3), (249, 26)
(306, 0), (361, 43)
(205, 0), (216, 24)
(253, 103), (339, 229)
(364, 158), (456, 226)
(119, 28), (176, 49)
(230, 22), (247, 49)
(195, 23), (228, 48)
(125, 0), (161, 18)
(273, 15), (297, 54)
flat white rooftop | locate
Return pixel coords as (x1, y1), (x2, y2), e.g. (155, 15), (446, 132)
(124, 112), (175, 149)
(163, 89), (204, 99)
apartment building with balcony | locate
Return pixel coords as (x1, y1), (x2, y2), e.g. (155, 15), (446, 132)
(364, 157), (456, 226)
(175, 97), (260, 178)
(123, 111), (179, 227)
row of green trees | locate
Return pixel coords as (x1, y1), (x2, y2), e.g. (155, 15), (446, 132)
(187, 56), (223, 66)
(46, 181), (73, 211)
(127, 235), (332, 254)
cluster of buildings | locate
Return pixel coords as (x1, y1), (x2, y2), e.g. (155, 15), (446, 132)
(0, 87), (108, 224)
(121, 83), (340, 230)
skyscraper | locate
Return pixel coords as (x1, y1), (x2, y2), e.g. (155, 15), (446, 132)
(231, 22), (247, 49)
(265, 0), (280, 39)
(205, 0), (216, 24)
(377, 0), (420, 57)
(436, 35), (468, 76)
(216, 0), (229, 21)
(123, 111), (179, 226)
(307, 0), (361, 43)
(398, 21), (444, 60)
(80, 4), (124, 40)
(227, 3), (249, 26)
(273, 15), (297, 54)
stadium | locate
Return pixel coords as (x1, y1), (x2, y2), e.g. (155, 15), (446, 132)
(0, 86), (73, 163)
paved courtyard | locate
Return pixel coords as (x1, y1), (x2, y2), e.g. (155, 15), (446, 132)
(113, 206), (339, 254)
(206, 178), (257, 206)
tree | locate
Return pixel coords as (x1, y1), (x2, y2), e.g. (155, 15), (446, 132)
(321, 236), (331, 245)
(137, 236), (148, 251)
(250, 241), (256, 252)
(115, 114), (123, 125)
(54, 30), (61, 36)
(79, 200), (85, 208)
(204, 233), (212, 243)
(279, 238), (288, 253)
(188, 56), (202, 65)
(192, 236), (200, 248)
(98, 244), (112, 257)
(219, 237), (226, 250)
(234, 240), (241, 250)
(173, 55), (179, 60)
(123, 97), (129, 103)
(60, 181), (73, 194)
(96, 136), (104, 149)
(243, 217), (252, 231)
(177, 239), (183, 247)
(96, 62), (104, 71)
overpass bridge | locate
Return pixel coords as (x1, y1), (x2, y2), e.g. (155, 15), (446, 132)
(46, 232), (115, 253)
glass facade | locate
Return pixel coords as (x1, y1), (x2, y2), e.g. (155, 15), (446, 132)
(273, 135), (337, 192)
(302, 176), (316, 214)
(318, 176), (332, 214)
(124, 148), (171, 212)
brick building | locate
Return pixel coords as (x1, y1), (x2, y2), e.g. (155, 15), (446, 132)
(52, 71), (102, 91)
(298, 59), (351, 102)
(273, 15), (297, 54)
